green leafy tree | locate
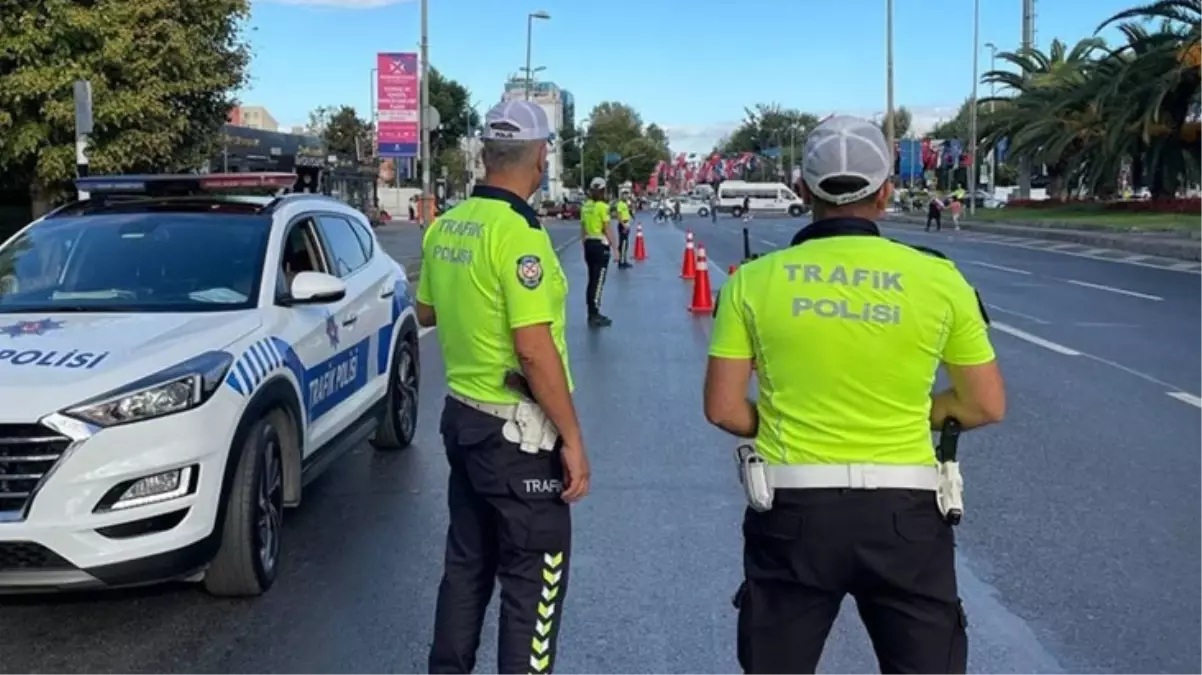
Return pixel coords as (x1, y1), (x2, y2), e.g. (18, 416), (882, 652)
(578, 102), (669, 189)
(308, 105), (373, 159)
(717, 104), (820, 178)
(0, 0), (251, 215)
(882, 105), (913, 139)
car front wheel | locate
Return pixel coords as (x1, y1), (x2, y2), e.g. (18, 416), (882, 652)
(698, 207), (710, 217)
(204, 410), (287, 597)
(788, 205), (804, 217)
(373, 335), (419, 450)
(731, 206), (744, 218)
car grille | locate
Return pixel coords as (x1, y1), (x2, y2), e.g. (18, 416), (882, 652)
(0, 541), (72, 570)
(0, 424), (73, 518)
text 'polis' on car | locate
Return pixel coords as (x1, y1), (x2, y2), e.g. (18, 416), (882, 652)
(0, 173), (421, 597)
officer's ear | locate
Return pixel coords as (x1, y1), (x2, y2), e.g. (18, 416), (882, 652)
(873, 181), (894, 212)
(799, 181), (814, 206)
(535, 142), (549, 170)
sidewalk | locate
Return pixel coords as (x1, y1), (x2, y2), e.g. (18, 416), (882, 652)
(883, 213), (1201, 261)
(374, 219), (583, 279)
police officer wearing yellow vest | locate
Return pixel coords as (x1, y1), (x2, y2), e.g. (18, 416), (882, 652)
(581, 176), (617, 327)
(417, 100), (592, 675)
(703, 115), (1007, 674)
(614, 195), (634, 269)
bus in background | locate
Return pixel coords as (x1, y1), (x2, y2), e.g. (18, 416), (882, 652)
(717, 180), (808, 218)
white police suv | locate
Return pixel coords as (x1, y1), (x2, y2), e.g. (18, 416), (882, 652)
(0, 173), (422, 596)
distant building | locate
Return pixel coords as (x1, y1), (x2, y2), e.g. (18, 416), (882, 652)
(228, 105), (279, 132)
(501, 78), (565, 202)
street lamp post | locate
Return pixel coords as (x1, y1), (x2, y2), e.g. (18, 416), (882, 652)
(985, 42), (998, 196)
(419, 0), (431, 225)
(884, 0), (895, 178)
(370, 67), (378, 206)
(525, 11), (551, 100)
(968, 0), (980, 216)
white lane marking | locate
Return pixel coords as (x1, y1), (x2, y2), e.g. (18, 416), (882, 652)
(418, 326), (435, 338)
(1167, 391), (1202, 409)
(759, 238), (778, 249)
(965, 260), (1032, 276)
(1121, 254), (1150, 262)
(1046, 242), (1082, 251)
(991, 322), (1082, 356)
(1081, 248), (1111, 256)
(882, 223), (1201, 274)
(987, 303), (1050, 324)
(1064, 278), (1164, 301)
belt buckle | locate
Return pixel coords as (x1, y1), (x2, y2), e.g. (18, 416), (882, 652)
(848, 464), (878, 490)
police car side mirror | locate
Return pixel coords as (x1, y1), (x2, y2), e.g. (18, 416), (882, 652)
(288, 271), (346, 305)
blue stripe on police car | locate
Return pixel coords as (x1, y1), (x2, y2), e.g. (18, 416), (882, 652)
(224, 334), (373, 425)
(225, 337), (284, 396)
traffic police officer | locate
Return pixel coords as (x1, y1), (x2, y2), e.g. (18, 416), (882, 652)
(581, 176), (616, 327)
(615, 195), (634, 269)
(417, 100), (592, 675)
(703, 115), (1007, 674)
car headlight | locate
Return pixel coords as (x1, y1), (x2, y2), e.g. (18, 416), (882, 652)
(64, 351), (234, 428)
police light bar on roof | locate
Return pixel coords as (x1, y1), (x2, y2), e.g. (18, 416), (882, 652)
(75, 172), (297, 196)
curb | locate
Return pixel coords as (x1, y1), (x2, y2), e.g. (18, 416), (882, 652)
(883, 214), (1201, 262)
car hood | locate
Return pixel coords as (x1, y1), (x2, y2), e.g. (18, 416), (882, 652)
(0, 312), (261, 420)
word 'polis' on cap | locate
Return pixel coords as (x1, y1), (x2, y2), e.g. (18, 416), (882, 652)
(801, 115), (893, 206)
(481, 100), (554, 142)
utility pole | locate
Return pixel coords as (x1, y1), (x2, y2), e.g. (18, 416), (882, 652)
(968, 0), (980, 215)
(419, 0), (432, 225)
(1018, 0), (1034, 198)
(884, 0), (895, 181)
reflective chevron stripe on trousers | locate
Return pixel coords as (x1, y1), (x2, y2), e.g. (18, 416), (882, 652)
(429, 398), (573, 675)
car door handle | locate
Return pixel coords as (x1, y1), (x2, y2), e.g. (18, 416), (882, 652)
(342, 315), (359, 327)
(379, 286), (396, 299)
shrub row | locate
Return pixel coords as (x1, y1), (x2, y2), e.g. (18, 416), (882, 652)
(1005, 198), (1201, 214)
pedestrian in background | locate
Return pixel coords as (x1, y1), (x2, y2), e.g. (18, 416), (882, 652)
(950, 196), (963, 230)
(417, 99), (591, 675)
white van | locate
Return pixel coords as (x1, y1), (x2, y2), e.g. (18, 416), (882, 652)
(717, 180), (808, 218)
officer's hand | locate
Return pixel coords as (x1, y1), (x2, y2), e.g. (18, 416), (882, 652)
(559, 442), (591, 503)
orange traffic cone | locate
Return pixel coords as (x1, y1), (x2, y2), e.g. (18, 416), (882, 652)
(689, 245), (714, 314)
(633, 224), (647, 261)
(680, 230), (697, 279)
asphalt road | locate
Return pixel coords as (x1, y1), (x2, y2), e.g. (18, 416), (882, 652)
(1, 214), (1197, 674)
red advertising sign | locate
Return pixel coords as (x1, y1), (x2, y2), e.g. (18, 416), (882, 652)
(376, 52), (419, 157)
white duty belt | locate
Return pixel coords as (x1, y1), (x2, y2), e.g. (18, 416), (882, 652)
(766, 463), (938, 491)
(448, 392), (559, 454)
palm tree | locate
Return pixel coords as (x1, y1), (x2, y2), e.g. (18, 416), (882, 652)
(1097, 0), (1201, 196)
(980, 38), (1106, 198)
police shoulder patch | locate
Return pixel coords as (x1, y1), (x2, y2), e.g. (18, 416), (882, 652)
(516, 255), (544, 289)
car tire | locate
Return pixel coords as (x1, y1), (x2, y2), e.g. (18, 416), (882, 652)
(372, 335), (420, 450)
(698, 207), (710, 217)
(203, 410), (287, 597)
(788, 205), (804, 217)
(731, 206), (744, 218)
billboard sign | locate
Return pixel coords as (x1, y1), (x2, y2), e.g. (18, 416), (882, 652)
(376, 52), (419, 157)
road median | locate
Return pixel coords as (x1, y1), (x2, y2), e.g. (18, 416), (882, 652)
(883, 213), (1201, 262)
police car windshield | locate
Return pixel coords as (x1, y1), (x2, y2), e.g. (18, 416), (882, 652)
(0, 213), (270, 313)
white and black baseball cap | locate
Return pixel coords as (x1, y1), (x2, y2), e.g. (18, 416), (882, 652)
(481, 100), (553, 141)
(801, 115), (893, 205)
(589, 177), (606, 190)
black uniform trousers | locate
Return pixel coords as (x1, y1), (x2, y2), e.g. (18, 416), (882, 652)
(583, 239), (610, 317)
(429, 398), (572, 675)
(617, 223), (631, 264)
(735, 488), (967, 675)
